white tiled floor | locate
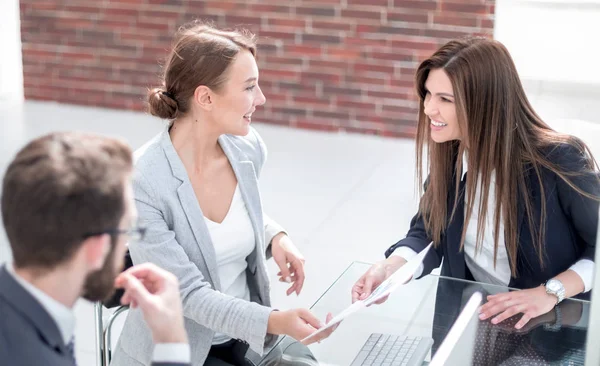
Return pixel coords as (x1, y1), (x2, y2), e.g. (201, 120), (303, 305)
(1, 97), (600, 365)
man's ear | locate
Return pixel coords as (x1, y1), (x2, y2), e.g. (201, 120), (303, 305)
(81, 234), (111, 271)
(193, 85), (213, 111)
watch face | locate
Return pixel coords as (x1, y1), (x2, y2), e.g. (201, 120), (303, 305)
(548, 280), (561, 292)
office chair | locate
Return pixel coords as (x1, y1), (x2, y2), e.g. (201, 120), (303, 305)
(94, 250), (133, 366)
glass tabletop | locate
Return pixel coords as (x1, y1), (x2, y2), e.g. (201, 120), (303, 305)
(266, 261), (590, 365)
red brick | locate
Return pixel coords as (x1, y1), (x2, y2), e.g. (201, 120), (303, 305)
(313, 109), (351, 120)
(136, 22), (171, 31)
(295, 6), (336, 17)
(297, 119), (340, 132)
(353, 62), (395, 74)
(345, 75), (388, 88)
(391, 39), (438, 51)
(345, 36), (389, 48)
(441, 2), (489, 13)
(204, 1), (240, 11)
(423, 28), (474, 39)
(302, 71), (342, 83)
(391, 79), (416, 89)
(381, 104), (418, 115)
(379, 25), (423, 36)
(433, 14), (478, 27)
(259, 30), (297, 41)
(266, 18), (306, 28)
(302, 33), (342, 44)
(248, 4), (291, 14)
(141, 10), (181, 20)
(224, 15), (261, 27)
(341, 9), (382, 20)
(327, 47), (361, 60)
(105, 7), (139, 17)
(110, 0), (145, 4)
(481, 18), (495, 29)
(323, 85), (363, 97)
(337, 97), (375, 110)
(387, 10), (429, 23)
(348, 0), (388, 5)
(367, 89), (412, 100)
(311, 20), (353, 32)
(260, 69), (299, 80)
(262, 56), (304, 66)
(285, 45), (323, 56)
(294, 95), (333, 108)
(146, 0), (185, 5)
(367, 51), (414, 62)
(273, 107), (308, 116)
(393, 0), (439, 11)
(278, 81), (317, 93)
(308, 60), (348, 70)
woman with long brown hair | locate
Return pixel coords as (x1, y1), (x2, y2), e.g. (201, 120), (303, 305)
(352, 37), (599, 330)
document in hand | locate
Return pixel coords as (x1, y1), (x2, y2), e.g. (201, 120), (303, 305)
(301, 242), (433, 343)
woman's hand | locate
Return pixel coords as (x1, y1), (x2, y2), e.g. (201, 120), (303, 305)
(479, 286), (557, 330)
(351, 256), (407, 304)
(268, 309), (337, 345)
(271, 233), (305, 296)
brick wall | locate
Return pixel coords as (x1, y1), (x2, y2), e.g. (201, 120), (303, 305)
(20, 0), (495, 137)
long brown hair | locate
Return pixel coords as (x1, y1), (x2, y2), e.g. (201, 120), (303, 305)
(148, 20), (257, 120)
(414, 37), (598, 276)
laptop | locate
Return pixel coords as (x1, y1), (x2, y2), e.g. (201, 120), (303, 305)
(350, 292), (482, 366)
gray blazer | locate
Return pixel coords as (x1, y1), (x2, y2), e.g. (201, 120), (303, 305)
(112, 127), (284, 366)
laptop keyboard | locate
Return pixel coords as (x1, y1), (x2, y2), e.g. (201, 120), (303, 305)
(350, 333), (434, 366)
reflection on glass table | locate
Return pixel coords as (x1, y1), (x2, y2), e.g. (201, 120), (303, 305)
(264, 261), (589, 366)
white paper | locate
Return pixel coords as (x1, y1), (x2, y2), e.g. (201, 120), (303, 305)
(301, 242), (433, 343)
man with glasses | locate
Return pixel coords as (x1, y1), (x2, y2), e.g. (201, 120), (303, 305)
(0, 132), (191, 366)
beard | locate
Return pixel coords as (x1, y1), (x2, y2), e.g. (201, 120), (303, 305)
(81, 236), (124, 302)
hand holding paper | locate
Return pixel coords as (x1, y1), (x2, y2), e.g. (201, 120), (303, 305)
(301, 243), (433, 344)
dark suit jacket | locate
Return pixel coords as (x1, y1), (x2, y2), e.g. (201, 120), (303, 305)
(0, 266), (189, 366)
(385, 144), (599, 297)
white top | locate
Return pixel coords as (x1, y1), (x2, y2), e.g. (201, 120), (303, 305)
(6, 264), (191, 363)
(204, 185), (255, 344)
(393, 158), (595, 292)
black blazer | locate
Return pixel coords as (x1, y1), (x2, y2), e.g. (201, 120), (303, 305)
(385, 144), (599, 295)
(0, 266), (189, 366)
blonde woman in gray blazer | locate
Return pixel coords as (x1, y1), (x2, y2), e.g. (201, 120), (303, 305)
(111, 22), (334, 366)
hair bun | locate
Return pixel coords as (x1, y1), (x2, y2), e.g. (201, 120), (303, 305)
(147, 87), (178, 120)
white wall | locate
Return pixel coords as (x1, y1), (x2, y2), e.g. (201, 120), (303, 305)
(495, 0), (600, 127)
(495, 0), (600, 85)
(0, 0), (23, 102)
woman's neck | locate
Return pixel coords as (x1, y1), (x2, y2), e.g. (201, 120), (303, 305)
(169, 116), (224, 171)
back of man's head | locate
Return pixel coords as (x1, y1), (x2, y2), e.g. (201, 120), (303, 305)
(1, 132), (133, 271)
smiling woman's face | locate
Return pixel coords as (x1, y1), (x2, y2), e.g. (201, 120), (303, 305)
(423, 68), (461, 143)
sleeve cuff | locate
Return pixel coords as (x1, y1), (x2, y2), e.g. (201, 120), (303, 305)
(391, 246), (424, 280)
(569, 259), (595, 293)
(152, 343), (191, 364)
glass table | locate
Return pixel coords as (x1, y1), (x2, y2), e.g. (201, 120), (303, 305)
(265, 262), (590, 365)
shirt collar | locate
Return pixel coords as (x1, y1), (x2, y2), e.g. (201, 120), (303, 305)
(6, 263), (75, 344)
(462, 152), (468, 179)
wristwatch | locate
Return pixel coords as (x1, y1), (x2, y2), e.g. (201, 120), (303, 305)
(545, 278), (566, 304)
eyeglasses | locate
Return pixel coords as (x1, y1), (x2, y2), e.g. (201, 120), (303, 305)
(83, 226), (147, 242)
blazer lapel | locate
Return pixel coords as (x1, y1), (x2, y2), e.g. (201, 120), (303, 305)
(160, 131), (221, 290)
(0, 267), (66, 354)
(218, 135), (265, 273)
